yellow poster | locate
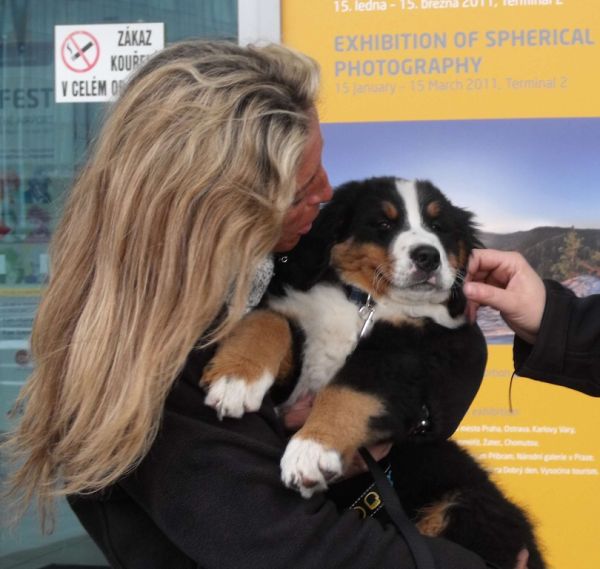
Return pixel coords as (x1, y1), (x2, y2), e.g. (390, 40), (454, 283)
(283, 1), (600, 568)
(284, 0), (599, 122)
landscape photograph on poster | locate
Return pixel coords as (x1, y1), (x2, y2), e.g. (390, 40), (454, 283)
(322, 117), (600, 342)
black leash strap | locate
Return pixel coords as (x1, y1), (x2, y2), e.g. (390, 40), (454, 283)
(359, 447), (437, 569)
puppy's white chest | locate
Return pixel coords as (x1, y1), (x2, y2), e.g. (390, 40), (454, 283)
(269, 284), (363, 405)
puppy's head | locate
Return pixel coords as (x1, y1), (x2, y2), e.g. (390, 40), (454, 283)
(318, 177), (480, 314)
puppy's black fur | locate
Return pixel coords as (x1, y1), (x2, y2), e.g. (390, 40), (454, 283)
(392, 441), (546, 569)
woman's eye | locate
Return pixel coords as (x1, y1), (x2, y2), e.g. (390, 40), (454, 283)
(291, 193), (306, 207)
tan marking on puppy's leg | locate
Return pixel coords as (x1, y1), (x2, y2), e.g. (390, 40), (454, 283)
(294, 385), (386, 462)
(280, 385), (387, 496)
(201, 309), (292, 387)
(331, 240), (394, 298)
(202, 309), (292, 419)
(416, 492), (461, 537)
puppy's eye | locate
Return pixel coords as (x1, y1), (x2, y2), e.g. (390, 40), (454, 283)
(429, 221), (442, 232)
(378, 220), (392, 231)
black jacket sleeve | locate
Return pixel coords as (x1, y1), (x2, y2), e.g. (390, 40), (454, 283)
(513, 279), (600, 396)
(70, 348), (489, 569)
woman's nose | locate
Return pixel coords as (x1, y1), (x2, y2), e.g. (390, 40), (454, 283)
(307, 169), (333, 205)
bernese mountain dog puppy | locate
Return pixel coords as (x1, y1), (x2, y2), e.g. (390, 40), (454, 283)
(201, 177), (547, 569)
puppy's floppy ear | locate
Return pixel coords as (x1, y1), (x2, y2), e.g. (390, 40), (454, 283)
(311, 179), (364, 243)
(269, 182), (360, 294)
(447, 206), (482, 318)
(456, 206), (483, 254)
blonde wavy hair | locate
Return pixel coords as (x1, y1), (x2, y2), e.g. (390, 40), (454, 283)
(3, 40), (320, 529)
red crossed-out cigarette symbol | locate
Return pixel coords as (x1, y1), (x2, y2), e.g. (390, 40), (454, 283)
(61, 31), (100, 73)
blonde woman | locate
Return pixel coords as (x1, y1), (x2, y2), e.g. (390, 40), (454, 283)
(5, 41), (501, 568)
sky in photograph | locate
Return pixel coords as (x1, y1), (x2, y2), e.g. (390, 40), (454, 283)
(321, 117), (600, 233)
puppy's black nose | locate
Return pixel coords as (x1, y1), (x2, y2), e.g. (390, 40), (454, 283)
(410, 245), (440, 272)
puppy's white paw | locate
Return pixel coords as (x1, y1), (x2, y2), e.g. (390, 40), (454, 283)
(204, 372), (274, 419)
(280, 438), (343, 498)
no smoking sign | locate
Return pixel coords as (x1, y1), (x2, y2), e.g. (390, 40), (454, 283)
(55, 23), (164, 103)
(61, 31), (100, 73)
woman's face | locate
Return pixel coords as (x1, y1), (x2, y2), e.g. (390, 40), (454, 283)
(273, 113), (333, 253)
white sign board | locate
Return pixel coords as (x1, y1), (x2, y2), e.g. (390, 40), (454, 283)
(54, 23), (165, 103)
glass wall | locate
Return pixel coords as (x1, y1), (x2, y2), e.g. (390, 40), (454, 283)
(0, 1), (236, 565)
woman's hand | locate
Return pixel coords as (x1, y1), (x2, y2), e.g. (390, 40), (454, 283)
(281, 393), (392, 476)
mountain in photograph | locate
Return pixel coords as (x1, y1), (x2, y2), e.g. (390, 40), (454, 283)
(480, 227), (600, 280)
(477, 226), (600, 343)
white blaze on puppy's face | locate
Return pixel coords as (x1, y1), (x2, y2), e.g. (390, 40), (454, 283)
(389, 179), (456, 303)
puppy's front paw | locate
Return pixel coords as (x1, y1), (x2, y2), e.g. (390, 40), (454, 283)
(204, 372), (273, 420)
(280, 438), (343, 498)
